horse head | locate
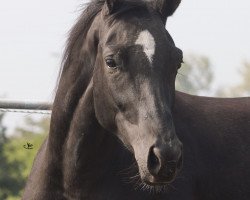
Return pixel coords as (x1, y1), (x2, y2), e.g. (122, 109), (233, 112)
(88, 0), (183, 186)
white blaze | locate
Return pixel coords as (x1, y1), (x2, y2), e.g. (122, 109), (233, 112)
(135, 30), (155, 64)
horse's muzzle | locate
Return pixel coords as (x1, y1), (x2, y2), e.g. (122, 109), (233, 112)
(145, 140), (183, 185)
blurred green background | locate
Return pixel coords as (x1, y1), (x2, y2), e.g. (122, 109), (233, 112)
(0, 116), (49, 199)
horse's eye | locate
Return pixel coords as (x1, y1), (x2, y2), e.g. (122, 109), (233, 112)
(105, 58), (117, 68)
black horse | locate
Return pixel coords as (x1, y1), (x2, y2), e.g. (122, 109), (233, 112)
(22, 0), (250, 199)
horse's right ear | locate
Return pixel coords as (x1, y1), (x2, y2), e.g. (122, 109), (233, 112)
(150, 0), (181, 24)
(102, 0), (121, 16)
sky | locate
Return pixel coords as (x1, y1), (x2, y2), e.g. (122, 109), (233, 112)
(0, 0), (250, 133)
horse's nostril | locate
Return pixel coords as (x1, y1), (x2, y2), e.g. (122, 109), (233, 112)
(148, 146), (161, 176)
(147, 145), (182, 183)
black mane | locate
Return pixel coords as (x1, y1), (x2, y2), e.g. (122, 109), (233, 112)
(62, 0), (104, 72)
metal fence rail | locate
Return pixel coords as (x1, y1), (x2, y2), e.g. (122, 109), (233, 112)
(0, 99), (53, 114)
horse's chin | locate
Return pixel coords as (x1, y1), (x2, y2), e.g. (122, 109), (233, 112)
(142, 174), (175, 186)
(138, 171), (177, 193)
(138, 177), (170, 194)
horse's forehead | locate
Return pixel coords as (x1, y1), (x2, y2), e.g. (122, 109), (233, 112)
(135, 30), (155, 64)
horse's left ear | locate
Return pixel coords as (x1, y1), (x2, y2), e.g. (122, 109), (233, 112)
(103, 0), (122, 16)
(150, 0), (181, 24)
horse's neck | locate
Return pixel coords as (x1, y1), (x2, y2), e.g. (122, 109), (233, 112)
(63, 124), (120, 193)
(53, 82), (127, 197)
